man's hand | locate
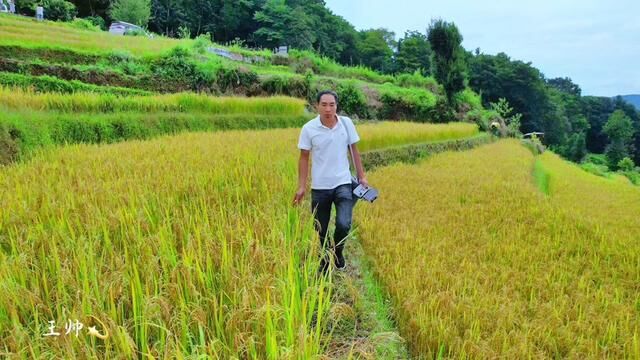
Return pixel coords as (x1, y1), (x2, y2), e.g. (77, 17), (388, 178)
(359, 176), (369, 188)
(293, 187), (306, 205)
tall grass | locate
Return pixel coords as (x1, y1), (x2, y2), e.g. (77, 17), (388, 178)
(0, 14), (187, 56)
(357, 140), (640, 358)
(0, 87), (306, 115)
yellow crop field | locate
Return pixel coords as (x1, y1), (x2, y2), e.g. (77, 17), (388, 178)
(538, 151), (640, 239)
(0, 122), (477, 358)
(0, 87), (307, 116)
(357, 140), (640, 358)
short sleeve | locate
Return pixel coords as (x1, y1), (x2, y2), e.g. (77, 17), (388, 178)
(344, 117), (360, 145)
(297, 126), (312, 150)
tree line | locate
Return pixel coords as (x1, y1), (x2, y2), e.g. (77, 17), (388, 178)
(13, 0), (640, 168)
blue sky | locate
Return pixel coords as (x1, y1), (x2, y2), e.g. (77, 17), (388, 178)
(324, 0), (639, 96)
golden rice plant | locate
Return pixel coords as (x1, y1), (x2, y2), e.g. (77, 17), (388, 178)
(537, 151), (640, 239)
(0, 122), (477, 358)
(355, 122), (479, 152)
(357, 140), (640, 358)
(0, 87), (307, 116)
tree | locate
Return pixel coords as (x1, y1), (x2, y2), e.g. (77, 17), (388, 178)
(490, 98), (522, 137)
(468, 52), (550, 135)
(110, 0), (151, 27)
(603, 110), (634, 170)
(427, 19), (467, 106)
(396, 31), (431, 76)
(69, 0), (110, 18)
(44, 0), (77, 21)
(546, 77), (581, 97)
(253, 0), (291, 49)
(356, 28), (395, 73)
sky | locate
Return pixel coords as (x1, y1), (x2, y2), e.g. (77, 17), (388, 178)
(324, 0), (640, 97)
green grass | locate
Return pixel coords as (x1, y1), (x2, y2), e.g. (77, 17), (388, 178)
(533, 158), (550, 195)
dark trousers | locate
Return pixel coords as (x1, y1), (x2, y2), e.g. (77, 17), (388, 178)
(311, 184), (354, 259)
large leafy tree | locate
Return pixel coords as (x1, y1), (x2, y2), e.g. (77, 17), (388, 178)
(468, 52), (549, 134)
(396, 31), (431, 76)
(427, 19), (467, 105)
(110, 0), (151, 27)
(253, 0), (291, 49)
(356, 28), (395, 73)
(603, 109), (635, 169)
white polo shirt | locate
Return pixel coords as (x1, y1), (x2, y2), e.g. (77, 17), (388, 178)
(298, 115), (360, 190)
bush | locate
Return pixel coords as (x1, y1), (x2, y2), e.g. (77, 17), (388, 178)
(618, 157), (635, 172)
(16, 0), (37, 16)
(151, 47), (199, 88)
(584, 153), (608, 167)
(377, 84), (438, 121)
(394, 71), (438, 90)
(454, 88), (482, 111)
(43, 0), (77, 21)
(580, 162), (610, 178)
(336, 81), (369, 119)
(259, 74), (310, 99)
(216, 67), (260, 94)
(465, 109), (499, 132)
(621, 170), (640, 185)
(192, 33), (213, 55)
(124, 28), (148, 37)
(86, 16), (107, 30)
(110, 0), (151, 27)
(69, 18), (101, 32)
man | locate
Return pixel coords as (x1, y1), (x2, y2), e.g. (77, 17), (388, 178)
(293, 90), (368, 273)
(36, 4), (44, 20)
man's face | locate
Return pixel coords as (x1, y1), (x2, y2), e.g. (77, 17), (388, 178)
(317, 94), (337, 119)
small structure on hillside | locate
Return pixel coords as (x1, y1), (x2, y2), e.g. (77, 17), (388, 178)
(109, 21), (146, 36)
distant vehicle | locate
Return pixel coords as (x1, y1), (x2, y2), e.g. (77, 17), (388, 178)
(108, 21), (150, 37)
(0, 2), (8, 13)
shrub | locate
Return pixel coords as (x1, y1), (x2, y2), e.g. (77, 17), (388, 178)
(259, 74), (310, 99)
(69, 18), (101, 32)
(85, 16), (107, 30)
(618, 157), (635, 172)
(336, 81), (369, 119)
(43, 0), (77, 21)
(394, 71), (438, 90)
(377, 84), (437, 121)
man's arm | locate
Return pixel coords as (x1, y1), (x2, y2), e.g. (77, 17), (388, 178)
(350, 144), (368, 187)
(293, 149), (310, 205)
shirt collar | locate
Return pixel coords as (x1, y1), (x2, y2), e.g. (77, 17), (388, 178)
(315, 115), (341, 130)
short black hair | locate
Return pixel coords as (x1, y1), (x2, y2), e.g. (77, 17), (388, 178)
(316, 90), (338, 105)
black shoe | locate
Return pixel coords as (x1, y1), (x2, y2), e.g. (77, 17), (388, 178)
(318, 257), (330, 275)
(335, 251), (346, 270)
